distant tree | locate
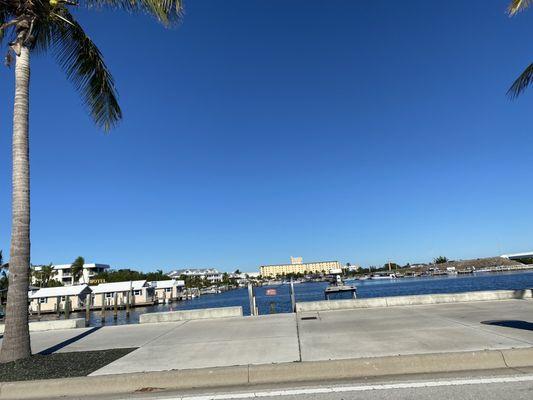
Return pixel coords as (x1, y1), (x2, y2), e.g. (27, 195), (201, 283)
(434, 256), (449, 264)
(145, 269), (170, 281)
(35, 263), (56, 287)
(234, 269), (241, 275)
(71, 257), (85, 284)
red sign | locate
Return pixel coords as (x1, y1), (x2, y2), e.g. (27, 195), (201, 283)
(266, 289), (277, 296)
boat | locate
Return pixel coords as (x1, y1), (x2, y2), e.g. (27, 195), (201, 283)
(370, 273), (397, 280)
(324, 274), (357, 300)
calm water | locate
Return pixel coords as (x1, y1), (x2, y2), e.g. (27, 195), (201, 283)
(61, 270), (533, 326)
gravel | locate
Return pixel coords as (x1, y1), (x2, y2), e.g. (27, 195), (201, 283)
(0, 348), (136, 382)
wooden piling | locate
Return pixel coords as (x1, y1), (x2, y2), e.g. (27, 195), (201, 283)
(113, 293), (118, 319)
(85, 294), (91, 327)
(65, 295), (70, 319)
(101, 293), (106, 323)
(126, 291), (130, 318)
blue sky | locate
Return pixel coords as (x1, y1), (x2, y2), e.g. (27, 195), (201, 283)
(1, 0), (532, 272)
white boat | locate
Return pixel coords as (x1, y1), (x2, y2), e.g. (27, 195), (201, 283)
(370, 274), (397, 280)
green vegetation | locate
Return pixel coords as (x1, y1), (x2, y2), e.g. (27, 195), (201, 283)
(95, 269), (171, 283)
(434, 256), (449, 264)
(70, 256), (85, 284)
(31, 264), (63, 288)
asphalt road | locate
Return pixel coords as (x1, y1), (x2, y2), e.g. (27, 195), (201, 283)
(77, 370), (533, 400)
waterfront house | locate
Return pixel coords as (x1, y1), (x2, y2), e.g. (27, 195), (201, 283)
(29, 285), (92, 313)
(91, 280), (154, 307)
(150, 280), (185, 302)
(167, 268), (223, 283)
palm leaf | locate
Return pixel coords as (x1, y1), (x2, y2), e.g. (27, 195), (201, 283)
(82, 0), (183, 25)
(508, 0), (533, 15)
(47, 10), (122, 130)
(508, 63), (533, 98)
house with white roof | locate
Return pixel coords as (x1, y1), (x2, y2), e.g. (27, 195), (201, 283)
(90, 280), (154, 307)
(150, 280), (185, 302)
(167, 268), (223, 283)
(32, 263), (110, 286)
(29, 285), (92, 313)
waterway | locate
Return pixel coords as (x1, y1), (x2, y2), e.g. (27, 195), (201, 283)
(61, 270), (533, 326)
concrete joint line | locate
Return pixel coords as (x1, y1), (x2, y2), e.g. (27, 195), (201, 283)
(140, 321), (190, 348)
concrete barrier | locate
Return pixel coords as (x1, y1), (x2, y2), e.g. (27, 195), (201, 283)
(139, 306), (243, 324)
(0, 318), (85, 334)
(1, 348), (532, 399)
(295, 289), (533, 313)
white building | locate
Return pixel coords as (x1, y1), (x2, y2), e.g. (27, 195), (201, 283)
(32, 263), (110, 286)
(167, 268), (223, 283)
(150, 280), (185, 302)
(29, 285), (92, 313)
(90, 280), (154, 307)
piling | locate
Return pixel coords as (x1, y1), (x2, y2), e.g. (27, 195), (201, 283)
(85, 294), (91, 327)
(290, 278), (296, 312)
(37, 300), (41, 321)
(126, 291), (130, 318)
(101, 293), (106, 324)
(248, 283), (255, 316)
(113, 293), (118, 320)
(64, 295), (70, 320)
(56, 297), (61, 319)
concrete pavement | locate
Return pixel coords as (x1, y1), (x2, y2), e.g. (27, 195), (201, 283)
(1, 298), (533, 399)
(1, 299), (532, 375)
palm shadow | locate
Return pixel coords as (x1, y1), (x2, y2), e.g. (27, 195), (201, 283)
(481, 320), (533, 331)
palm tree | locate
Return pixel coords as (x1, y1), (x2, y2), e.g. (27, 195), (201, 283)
(0, 0), (183, 363)
(508, 1), (533, 97)
(70, 256), (84, 284)
(40, 263), (55, 286)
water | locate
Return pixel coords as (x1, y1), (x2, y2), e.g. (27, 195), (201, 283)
(48, 270), (533, 326)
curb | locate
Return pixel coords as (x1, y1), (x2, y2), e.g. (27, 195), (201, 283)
(1, 348), (533, 399)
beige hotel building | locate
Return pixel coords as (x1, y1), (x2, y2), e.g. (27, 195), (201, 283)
(260, 257), (341, 277)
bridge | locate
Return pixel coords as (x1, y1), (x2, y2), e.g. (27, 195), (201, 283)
(501, 251), (533, 260)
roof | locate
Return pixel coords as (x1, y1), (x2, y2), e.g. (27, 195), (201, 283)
(150, 280), (185, 289)
(53, 263), (110, 270)
(29, 285), (90, 299)
(167, 268), (219, 276)
(91, 280), (147, 294)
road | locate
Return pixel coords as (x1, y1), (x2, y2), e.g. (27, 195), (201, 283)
(79, 370), (533, 400)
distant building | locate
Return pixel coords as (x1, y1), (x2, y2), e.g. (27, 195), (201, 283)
(260, 258), (341, 277)
(32, 263), (110, 286)
(167, 268), (223, 283)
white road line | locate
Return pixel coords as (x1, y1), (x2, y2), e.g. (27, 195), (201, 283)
(137, 375), (533, 400)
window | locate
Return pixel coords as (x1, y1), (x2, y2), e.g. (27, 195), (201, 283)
(133, 290), (141, 296)
(105, 292), (114, 299)
(60, 296), (66, 302)
(39, 298), (47, 304)
(165, 288), (172, 293)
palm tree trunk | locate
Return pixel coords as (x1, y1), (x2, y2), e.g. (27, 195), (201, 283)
(0, 45), (32, 363)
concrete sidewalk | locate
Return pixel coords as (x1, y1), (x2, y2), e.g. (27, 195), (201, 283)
(2, 298), (531, 377)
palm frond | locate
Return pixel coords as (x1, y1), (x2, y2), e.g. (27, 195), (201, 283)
(0, 8), (8, 45)
(47, 10), (122, 130)
(82, 0), (183, 25)
(508, 63), (533, 98)
(508, 0), (533, 15)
